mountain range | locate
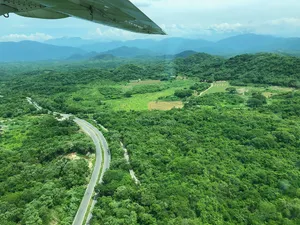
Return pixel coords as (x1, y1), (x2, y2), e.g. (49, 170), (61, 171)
(0, 41), (85, 62)
(1, 34), (300, 62)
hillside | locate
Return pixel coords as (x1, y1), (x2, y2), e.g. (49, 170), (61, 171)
(176, 53), (300, 87)
(92, 54), (116, 60)
(102, 46), (157, 58)
(0, 41), (86, 62)
(45, 37), (97, 47)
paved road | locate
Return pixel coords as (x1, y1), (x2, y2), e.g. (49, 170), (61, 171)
(72, 118), (111, 225)
(26, 98), (110, 225)
(84, 121), (111, 225)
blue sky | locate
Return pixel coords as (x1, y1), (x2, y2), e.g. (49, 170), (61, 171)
(1, 0), (300, 42)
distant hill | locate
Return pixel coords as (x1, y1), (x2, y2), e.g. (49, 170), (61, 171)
(80, 40), (125, 52)
(45, 37), (97, 47)
(66, 54), (86, 61)
(101, 46), (157, 58)
(92, 54), (116, 60)
(80, 34), (300, 56)
(67, 51), (98, 61)
(175, 50), (198, 58)
(0, 41), (86, 62)
(80, 37), (213, 55)
(222, 53), (300, 86)
(2, 34), (300, 62)
(215, 34), (300, 54)
(175, 52), (300, 87)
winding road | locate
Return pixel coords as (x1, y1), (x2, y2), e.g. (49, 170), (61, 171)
(26, 98), (110, 225)
(72, 118), (111, 225)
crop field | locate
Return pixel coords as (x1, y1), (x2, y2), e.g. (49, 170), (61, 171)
(148, 101), (183, 110)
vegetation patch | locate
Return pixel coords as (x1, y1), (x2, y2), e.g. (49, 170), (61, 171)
(2, 52), (300, 224)
(0, 115), (94, 225)
(203, 81), (230, 95)
(128, 79), (161, 86)
(148, 101), (184, 110)
(106, 89), (177, 111)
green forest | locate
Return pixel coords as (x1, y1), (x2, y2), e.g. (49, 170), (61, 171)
(0, 52), (300, 224)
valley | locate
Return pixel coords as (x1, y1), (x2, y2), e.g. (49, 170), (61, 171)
(0, 52), (300, 224)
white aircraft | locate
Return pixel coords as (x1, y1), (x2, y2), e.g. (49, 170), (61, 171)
(0, 0), (166, 35)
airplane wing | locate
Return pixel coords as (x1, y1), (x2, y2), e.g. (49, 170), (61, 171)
(0, 4), (17, 16)
(0, 0), (166, 35)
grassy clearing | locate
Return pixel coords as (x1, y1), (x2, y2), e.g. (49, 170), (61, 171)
(62, 80), (194, 112)
(202, 81), (294, 99)
(234, 85), (294, 98)
(106, 88), (178, 111)
(128, 80), (161, 86)
(57, 79), (294, 113)
(204, 81), (230, 95)
(148, 101), (183, 111)
(106, 80), (194, 111)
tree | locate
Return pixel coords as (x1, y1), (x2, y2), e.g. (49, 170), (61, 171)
(174, 89), (193, 98)
(247, 93), (267, 108)
(226, 87), (237, 94)
(124, 91), (133, 98)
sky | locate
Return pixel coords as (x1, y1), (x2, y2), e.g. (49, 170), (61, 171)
(1, 0), (300, 42)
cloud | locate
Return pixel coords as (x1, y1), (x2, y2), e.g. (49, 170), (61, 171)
(266, 18), (300, 27)
(89, 27), (149, 41)
(2, 0), (300, 41)
(131, 0), (162, 8)
(0, 33), (53, 42)
(208, 23), (244, 33)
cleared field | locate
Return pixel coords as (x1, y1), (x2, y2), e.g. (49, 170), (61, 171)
(262, 92), (273, 98)
(235, 85), (294, 98)
(203, 81), (230, 95)
(106, 88), (178, 111)
(128, 80), (161, 86)
(148, 101), (183, 111)
(106, 80), (194, 111)
(203, 81), (294, 98)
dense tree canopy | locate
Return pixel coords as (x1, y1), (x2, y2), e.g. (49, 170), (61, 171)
(1, 52), (300, 224)
(91, 91), (300, 225)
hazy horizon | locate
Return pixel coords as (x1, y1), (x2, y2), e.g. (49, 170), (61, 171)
(1, 0), (300, 42)
(1, 32), (300, 44)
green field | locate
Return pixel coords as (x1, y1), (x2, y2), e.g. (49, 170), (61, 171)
(64, 80), (295, 112)
(63, 79), (194, 111)
(203, 81), (230, 95)
(203, 81), (294, 99)
(106, 87), (182, 111)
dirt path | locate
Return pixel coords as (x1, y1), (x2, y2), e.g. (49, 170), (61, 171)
(199, 83), (214, 96)
(120, 142), (140, 185)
